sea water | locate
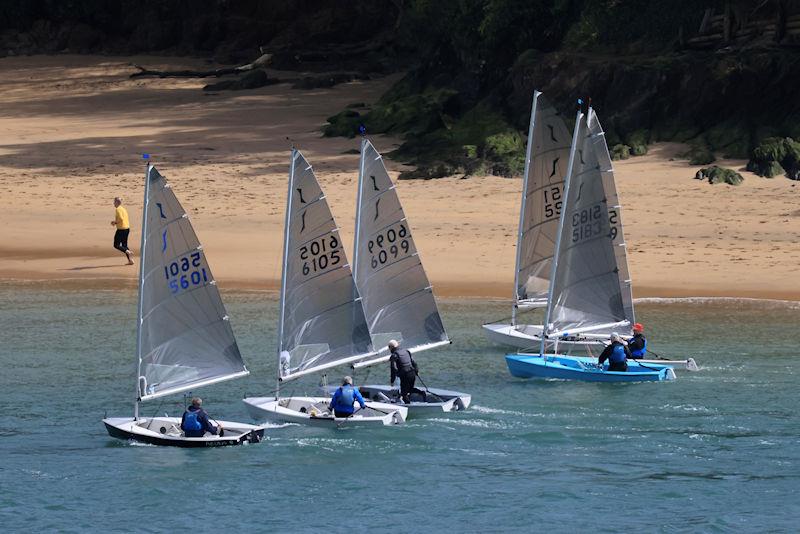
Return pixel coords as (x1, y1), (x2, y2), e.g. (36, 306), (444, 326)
(0, 284), (798, 532)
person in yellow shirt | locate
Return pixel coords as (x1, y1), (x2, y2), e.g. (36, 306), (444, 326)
(111, 197), (134, 265)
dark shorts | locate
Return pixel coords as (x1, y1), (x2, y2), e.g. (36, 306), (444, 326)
(608, 361), (628, 372)
(334, 410), (353, 418)
(113, 229), (130, 253)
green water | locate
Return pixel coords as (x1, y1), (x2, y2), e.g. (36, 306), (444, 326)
(1, 284), (798, 532)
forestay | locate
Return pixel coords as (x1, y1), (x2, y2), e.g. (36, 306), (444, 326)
(515, 92), (573, 310)
(278, 150), (374, 381)
(546, 112), (629, 335)
(351, 139), (448, 368)
(586, 108), (635, 326)
(137, 165), (248, 401)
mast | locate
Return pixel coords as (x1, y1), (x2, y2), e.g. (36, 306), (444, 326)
(512, 90), (540, 326)
(276, 150), (296, 398)
(134, 157), (151, 419)
(539, 105), (584, 356)
(352, 137), (367, 285)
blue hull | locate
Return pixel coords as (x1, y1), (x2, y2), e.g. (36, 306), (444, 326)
(506, 354), (676, 382)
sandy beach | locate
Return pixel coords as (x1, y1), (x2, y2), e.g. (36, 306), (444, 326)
(1, 55), (798, 300)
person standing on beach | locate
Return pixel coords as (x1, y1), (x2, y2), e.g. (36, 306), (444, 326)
(111, 197), (134, 265)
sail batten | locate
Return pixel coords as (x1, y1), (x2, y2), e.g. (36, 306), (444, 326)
(353, 139), (449, 364)
(277, 150), (374, 381)
(136, 165), (247, 401)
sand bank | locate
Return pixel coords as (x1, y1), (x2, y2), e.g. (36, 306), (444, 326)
(1, 55), (798, 300)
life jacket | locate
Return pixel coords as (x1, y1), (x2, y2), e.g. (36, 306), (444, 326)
(393, 349), (415, 372)
(182, 409), (202, 432)
(610, 343), (627, 363)
(630, 335), (647, 357)
(333, 386), (356, 413)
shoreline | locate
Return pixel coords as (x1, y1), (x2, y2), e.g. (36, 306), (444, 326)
(2, 274), (800, 302)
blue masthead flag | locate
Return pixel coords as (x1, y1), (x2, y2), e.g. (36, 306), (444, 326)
(142, 153), (150, 160)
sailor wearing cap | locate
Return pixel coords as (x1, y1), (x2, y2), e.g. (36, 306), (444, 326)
(598, 332), (633, 372)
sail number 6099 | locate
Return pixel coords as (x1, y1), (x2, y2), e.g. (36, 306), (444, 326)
(368, 224), (410, 269)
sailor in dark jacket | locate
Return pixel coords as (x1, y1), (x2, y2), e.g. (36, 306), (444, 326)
(598, 333), (633, 372)
(181, 397), (221, 437)
(628, 323), (647, 358)
(389, 339), (427, 404)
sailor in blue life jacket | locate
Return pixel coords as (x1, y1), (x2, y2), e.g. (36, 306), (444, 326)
(389, 339), (427, 404)
(598, 333), (633, 372)
(329, 376), (368, 418)
(180, 397), (222, 438)
(628, 323), (647, 358)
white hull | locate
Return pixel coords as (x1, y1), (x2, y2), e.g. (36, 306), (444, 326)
(341, 385), (471, 416)
(103, 416), (265, 447)
(482, 323), (604, 353)
(242, 396), (406, 426)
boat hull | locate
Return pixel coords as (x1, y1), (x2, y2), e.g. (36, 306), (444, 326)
(339, 385), (471, 416)
(482, 323), (603, 354)
(102, 417), (265, 447)
(242, 396), (407, 426)
(505, 354), (676, 382)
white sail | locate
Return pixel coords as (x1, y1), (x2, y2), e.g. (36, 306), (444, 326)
(514, 92), (573, 314)
(278, 150), (375, 382)
(545, 111), (629, 335)
(586, 108), (635, 327)
(137, 165), (248, 401)
(350, 139), (449, 369)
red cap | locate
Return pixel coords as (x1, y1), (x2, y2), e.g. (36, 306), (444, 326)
(633, 323), (644, 332)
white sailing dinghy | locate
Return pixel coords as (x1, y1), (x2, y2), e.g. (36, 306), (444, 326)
(242, 150), (407, 426)
(346, 138), (471, 414)
(103, 163), (265, 447)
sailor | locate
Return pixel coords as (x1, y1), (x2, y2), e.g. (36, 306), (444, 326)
(329, 376), (368, 418)
(598, 333), (632, 372)
(180, 397), (222, 437)
(628, 323), (647, 359)
(389, 340), (427, 404)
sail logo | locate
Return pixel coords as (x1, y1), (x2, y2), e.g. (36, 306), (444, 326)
(547, 124), (557, 142)
(162, 230), (168, 252)
(549, 158), (559, 178)
(156, 202), (166, 219)
(373, 198), (381, 221)
(370, 175), (379, 191)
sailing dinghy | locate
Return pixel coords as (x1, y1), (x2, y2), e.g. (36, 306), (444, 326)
(345, 139), (470, 415)
(242, 150), (407, 426)
(103, 163), (265, 447)
(504, 105), (677, 382)
(482, 91), (612, 353)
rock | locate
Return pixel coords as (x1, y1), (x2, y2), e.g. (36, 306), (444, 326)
(322, 109), (362, 138)
(695, 166), (743, 185)
(611, 144), (631, 160)
(292, 73), (366, 90)
(625, 129), (649, 156)
(747, 137), (800, 179)
(682, 140), (716, 165)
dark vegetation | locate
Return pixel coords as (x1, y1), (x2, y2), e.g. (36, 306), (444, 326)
(695, 165), (744, 185)
(2, 0), (799, 178)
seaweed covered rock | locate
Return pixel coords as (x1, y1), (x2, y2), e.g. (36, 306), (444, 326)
(625, 130), (649, 156)
(611, 144), (630, 160)
(747, 137), (800, 179)
(484, 131), (526, 176)
(682, 140), (716, 165)
(695, 166), (743, 185)
(322, 109), (362, 138)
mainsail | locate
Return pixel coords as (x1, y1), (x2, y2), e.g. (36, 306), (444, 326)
(514, 92), (573, 314)
(351, 139), (449, 369)
(586, 108), (635, 326)
(278, 150), (374, 381)
(544, 110), (630, 336)
(137, 165), (248, 401)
